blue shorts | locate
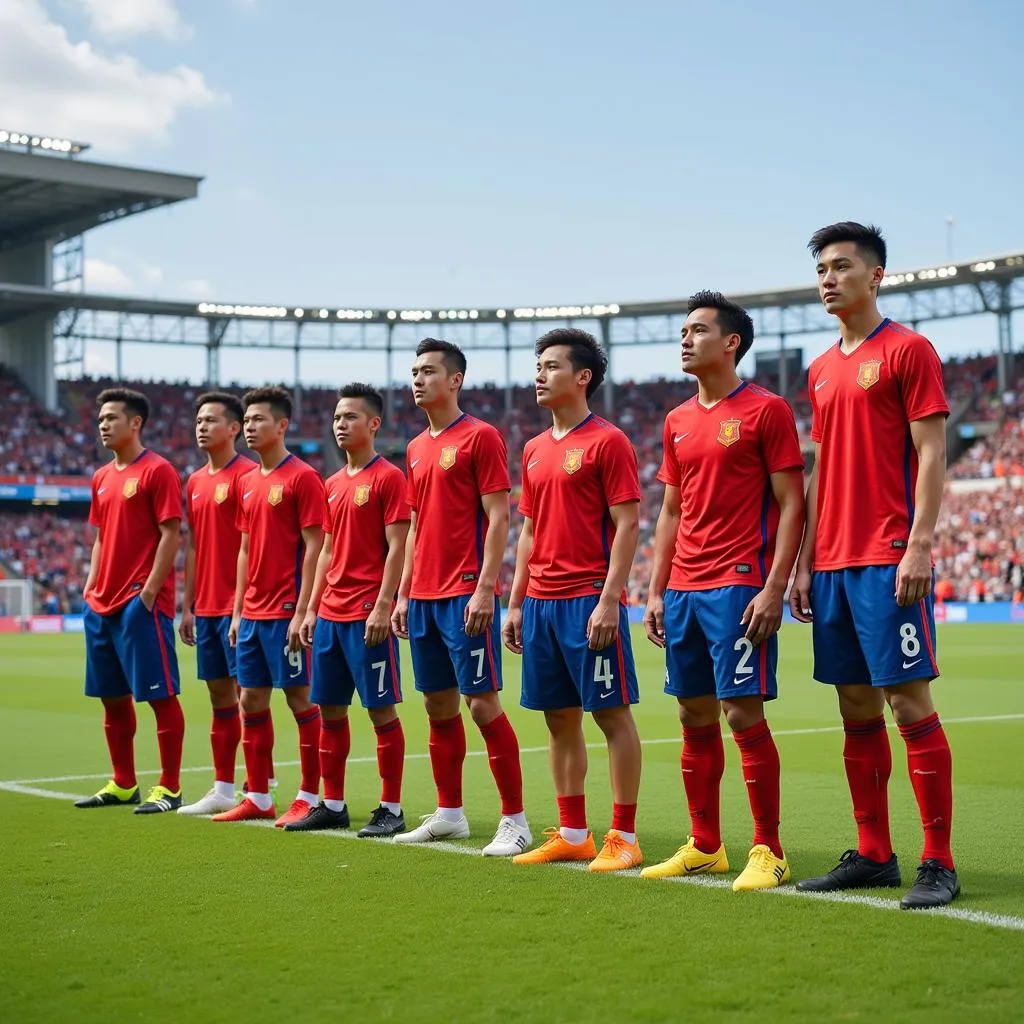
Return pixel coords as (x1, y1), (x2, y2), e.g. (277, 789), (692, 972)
(195, 615), (236, 681)
(408, 595), (502, 695)
(520, 595), (639, 713)
(663, 587), (778, 701)
(811, 566), (939, 687)
(311, 618), (402, 709)
(236, 617), (310, 689)
(83, 596), (180, 702)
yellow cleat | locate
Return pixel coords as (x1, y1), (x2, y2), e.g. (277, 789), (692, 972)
(588, 830), (643, 873)
(640, 837), (729, 880)
(733, 844), (790, 891)
(512, 828), (596, 865)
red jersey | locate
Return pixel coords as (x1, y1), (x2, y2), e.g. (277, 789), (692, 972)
(320, 456), (409, 622)
(87, 449), (182, 618)
(657, 382), (804, 591)
(808, 319), (949, 571)
(406, 414), (511, 600)
(185, 454), (251, 617)
(518, 414), (641, 600)
(236, 454), (324, 619)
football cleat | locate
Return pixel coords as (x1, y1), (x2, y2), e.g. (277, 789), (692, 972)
(795, 849), (901, 892)
(588, 830), (643, 873)
(211, 797), (276, 822)
(640, 837), (730, 880)
(74, 780), (139, 808)
(177, 788), (237, 816)
(393, 809), (470, 844)
(733, 844), (790, 891)
(283, 801), (349, 831)
(482, 817), (533, 857)
(900, 860), (960, 910)
(133, 785), (182, 815)
(512, 828), (596, 865)
(275, 798), (317, 828)
(357, 805), (406, 838)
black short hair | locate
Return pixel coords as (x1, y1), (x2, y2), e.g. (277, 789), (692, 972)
(338, 382), (384, 419)
(807, 221), (887, 269)
(241, 386), (292, 421)
(535, 327), (608, 399)
(686, 290), (755, 366)
(194, 390), (243, 425)
(416, 338), (467, 378)
(97, 387), (149, 427)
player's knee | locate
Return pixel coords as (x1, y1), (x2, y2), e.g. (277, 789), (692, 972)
(592, 704), (634, 738)
(283, 689), (311, 715)
(544, 707), (582, 736)
(368, 706), (398, 728)
(465, 692), (501, 728)
(678, 697), (719, 730)
(320, 704), (349, 722)
(239, 688), (269, 714)
(836, 684), (884, 721)
(885, 682), (935, 726)
(722, 699), (763, 733)
(207, 677), (237, 708)
(424, 689), (459, 720)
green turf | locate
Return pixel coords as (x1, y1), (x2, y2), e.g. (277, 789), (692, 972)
(1, 625), (1022, 1022)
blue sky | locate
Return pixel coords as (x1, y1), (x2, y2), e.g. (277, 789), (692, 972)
(2, 0), (1022, 385)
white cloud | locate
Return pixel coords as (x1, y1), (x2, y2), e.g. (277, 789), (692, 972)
(0, 0), (225, 152)
(85, 256), (213, 301)
(84, 257), (136, 293)
(181, 279), (215, 300)
(77, 0), (187, 41)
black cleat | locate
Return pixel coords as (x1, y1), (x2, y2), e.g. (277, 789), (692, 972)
(133, 785), (183, 814)
(796, 849), (901, 892)
(283, 801), (350, 832)
(900, 860), (960, 909)
(357, 805), (406, 838)
(74, 781), (140, 808)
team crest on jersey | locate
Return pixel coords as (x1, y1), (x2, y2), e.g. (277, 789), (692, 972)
(214, 483), (230, 504)
(122, 478), (139, 498)
(717, 419), (742, 448)
(267, 484), (284, 506)
(353, 484), (371, 506)
(439, 446), (458, 470)
(562, 448), (585, 475)
(857, 359), (883, 390)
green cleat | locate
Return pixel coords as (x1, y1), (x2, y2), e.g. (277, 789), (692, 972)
(74, 780), (140, 808)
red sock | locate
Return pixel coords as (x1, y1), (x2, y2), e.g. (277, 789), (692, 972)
(734, 719), (782, 859)
(428, 714), (466, 808)
(478, 712), (523, 816)
(242, 709), (273, 794)
(374, 718), (405, 805)
(898, 713), (954, 870)
(611, 802), (637, 834)
(103, 698), (136, 790)
(320, 717), (350, 803)
(681, 723), (725, 853)
(294, 707), (322, 795)
(211, 704), (241, 785)
(557, 793), (587, 830)
(267, 718), (276, 782)
(151, 695), (184, 793)
(843, 715), (893, 863)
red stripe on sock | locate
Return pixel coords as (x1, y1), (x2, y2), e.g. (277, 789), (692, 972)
(211, 703), (240, 785)
(898, 713), (954, 870)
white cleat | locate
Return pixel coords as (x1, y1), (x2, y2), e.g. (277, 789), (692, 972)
(482, 817), (533, 857)
(177, 788), (238, 816)
(393, 809), (471, 844)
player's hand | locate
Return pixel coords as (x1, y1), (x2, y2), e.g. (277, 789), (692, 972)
(299, 609), (318, 649)
(502, 604), (524, 655)
(365, 604), (391, 648)
(287, 612), (304, 653)
(788, 567), (814, 623)
(228, 614), (240, 648)
(742, 583), (785, 646)
(643, 595), (666, 648)
(464, 586), (494, 638)
(896, 544), (932, 607)
(586, 596), (619, 651)
(391, 596), (410, 640)
(139, 588), (157, 612)
(178, 609), (196, 646)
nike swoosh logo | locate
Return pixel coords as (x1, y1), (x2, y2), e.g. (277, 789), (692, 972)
(243, 491), (254, 499)
(912, 769), (937, 776)
(814, 379), (829, 391)
(685, 859), (720, 872)
(411, 459), (421, 469)
(902, 658), (922, 669)
(528, 460), (541, 470)
(674, 433), (689, 443)
(327, 494), (338, 502)
(97, 487), (106, 494)
(599, 690), (613, 699)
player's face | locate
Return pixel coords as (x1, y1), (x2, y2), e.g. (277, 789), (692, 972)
(680, 309), (736, 375)
(816, 242), (883, 315)
(97, 401), (139, 450)
(333, 398), (380, 451)
(195, 403), (239, 451)
(411, 352), (460, 409)
(243, 402), (286, 452)
(535, 345), (588, 408)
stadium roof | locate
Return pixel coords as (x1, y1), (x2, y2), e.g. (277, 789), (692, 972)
(0, 149), (201, 253)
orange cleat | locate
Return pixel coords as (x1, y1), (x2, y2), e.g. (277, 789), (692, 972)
(588, 830), (643, 873)
(275, 799), (316, 828)
(512, 827), (597, 865)
(211, 797), (276, 823)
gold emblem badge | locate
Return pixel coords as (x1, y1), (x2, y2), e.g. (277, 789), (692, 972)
(717, 419), (742, 448)
(268, 484), (284, 506)
(439, 446), (458, 470)
(353, 484), (371, 507)
(562, 448), (585, 475)
(214, 483), (229, 504)
(122, 478), (139, 498)
(857, 359), (883, 390)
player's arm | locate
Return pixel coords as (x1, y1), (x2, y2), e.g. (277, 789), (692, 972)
(897, 413), (946, 607)
(643, 484), (680, 648)
(391, 510), (415, 640)
(229, 532), (248, 647)
(179, 528), (197, 646)
(84, 533), (101, 598)
(464, 490), (510, 637)
(288, 524), (324, 652)
(587, 500), (640, 651)
(367, 520), (411, 647)
(742, 469), (805, 645)
(502, 515), (534, 655)
(300, 531), (332, 649)
(140, 518), (181, 612)
(789, 445), (819, 623)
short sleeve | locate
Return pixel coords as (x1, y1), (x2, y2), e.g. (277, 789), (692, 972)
(88, 475), (102, 529)
(517, 447), (535, 519)
(235, 473), (252, 533)
(405, 449), (418, 510)
(321, 488), (334, 535)
(599, 430), (641, 507)
(760, 399), (805, 473)
(656, 416), (681, 487)
(381, 467), (411, 526)
(295, 470), (326, 530)
(151, 461), (184, 524)
(893, 337), (950, 422)
(808, 366), (823, 443)
(473, 426), (512, 496)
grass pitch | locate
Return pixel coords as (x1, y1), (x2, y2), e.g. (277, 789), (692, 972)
(1, 625), (1022, 1023)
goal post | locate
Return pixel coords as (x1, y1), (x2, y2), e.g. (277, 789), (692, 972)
(0, 578), (34, 620)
